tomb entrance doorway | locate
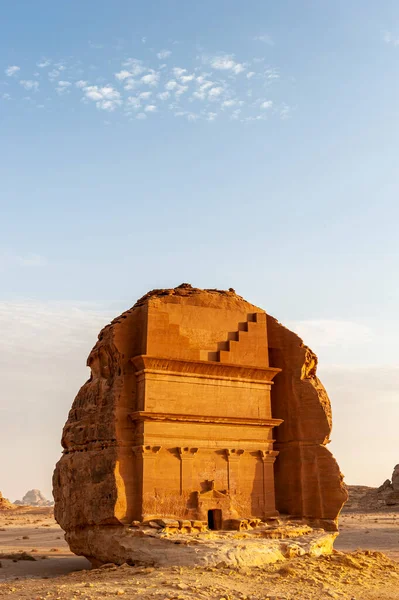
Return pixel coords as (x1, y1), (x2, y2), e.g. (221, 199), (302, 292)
(207, 509), (222, 530)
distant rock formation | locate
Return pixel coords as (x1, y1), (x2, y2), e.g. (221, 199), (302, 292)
(392, 464), (399, 492)
(0, 491), (14, 510)
(344, 466), (399, 511)
(14, 489), (53, 507)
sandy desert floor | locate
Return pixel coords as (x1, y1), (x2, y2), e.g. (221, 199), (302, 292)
(0, 507), (398, 600)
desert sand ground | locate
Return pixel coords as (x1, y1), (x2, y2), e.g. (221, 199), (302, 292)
(0, 507), (398, 600)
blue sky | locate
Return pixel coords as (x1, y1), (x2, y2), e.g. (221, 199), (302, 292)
(1, 1), (399, 500)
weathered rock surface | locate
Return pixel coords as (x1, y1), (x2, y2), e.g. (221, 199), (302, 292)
(266, 317), (348, 529)
(15, 489), (53, 507)
(66, 525), (337, 568)
(392, 464), (399, 492)
(53, 285), (347, 565)
(343, 466), (399, 511)
(0, 491), (14, 510)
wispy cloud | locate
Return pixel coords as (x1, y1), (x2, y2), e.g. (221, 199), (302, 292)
(261, 100), (273, 109)
(36, 59), (51, 68)
(0, 251), (48, 269)
(254, 34), (274, 46)
(209, 54), (246, 74)
(157, 49), (171, 59)
(383, 31), (399, 46)
(83, 85), (122, 111)
(0, 42), (289, 123)
(141, 71), (160, 86)
(20, 80), (39, 92)
(56, 80), (71, 94)
(5, 65), (20, 77)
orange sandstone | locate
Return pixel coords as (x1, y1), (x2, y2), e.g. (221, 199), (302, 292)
(53, 284), (347, 562)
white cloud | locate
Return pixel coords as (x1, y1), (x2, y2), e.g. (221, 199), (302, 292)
(5, 66), (20, 77)
(1, 93), (11, 100)
(165, 80), (178, 90)
(175, 84), (188, 97)
(36, 59), (51, 68)
(280, 103), (291, 119)
(122, 58), (145, 77)
(157, 49), (171, 59)
(136, 112), (147, 120)
(139, 91), (152, 99)
(56, 81), (71, 94)
(254, 34), (274, 46)
(20, 80), (39, 92)
(264, 67), (279, 80)
(75, 80), (87, 88)
(172, 67), (187, 78)
(384, 31), (399, 46)
(210, 55), (245, 74)
(83, 85), (122, 111)
(145, 104), (157, 112)
(115, 70), (131, 81)
(221, 99), (236, 108)
(123, 79), (137, 91)
(206, 112), (217, 121)
(48, 69), (60, 80)
(261, 100), (273, 109)
(246, 71), (255, 79)
(180, 75), (194, 84)
(141, 71), (160, 86)
(208, 86), (224, 98)
(126, 96), (141, 109)
(157, 91), (170, 100)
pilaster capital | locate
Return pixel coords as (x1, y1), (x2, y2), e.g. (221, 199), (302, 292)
(258, 449), (279, 463)
(177, 446), (198, 459)
(132, 445), (162, 456)
(225, 448), (245, 460)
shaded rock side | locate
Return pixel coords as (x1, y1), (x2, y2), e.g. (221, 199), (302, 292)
(266, 316), (348, 529)
(392, 464), (399, 492)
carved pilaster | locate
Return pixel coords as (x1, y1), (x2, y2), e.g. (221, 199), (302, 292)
(224, 448), (244, 493)
(176, 447), (198, 494)
(258, 449), (279, 517)
(132, 445), (162, 505)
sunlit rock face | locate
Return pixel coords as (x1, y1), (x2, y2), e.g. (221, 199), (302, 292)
(53, 284), (347, 564)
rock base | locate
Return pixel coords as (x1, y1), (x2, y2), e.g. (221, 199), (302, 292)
(66, 524), (337, 568)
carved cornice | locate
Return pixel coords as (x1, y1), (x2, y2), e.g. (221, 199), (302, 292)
(131, 355), (281, 384)
(129, 411), (283, 428)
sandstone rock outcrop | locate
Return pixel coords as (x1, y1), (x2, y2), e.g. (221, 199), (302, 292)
(53, 284), (347, 564)
(266, 317), (348, 529)
(0, 491), (14, 510)
(15, 489), (53, 507)
(392, 464), (399, 492)
(343, 466), (399, 511)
